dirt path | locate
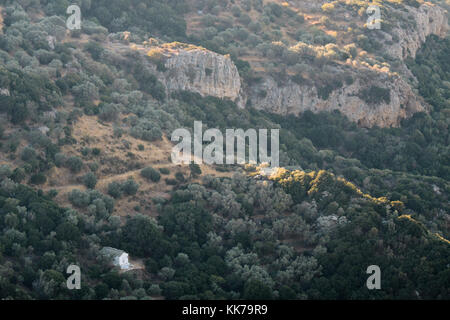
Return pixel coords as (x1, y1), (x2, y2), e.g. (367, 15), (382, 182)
(38, 114), (237, 216)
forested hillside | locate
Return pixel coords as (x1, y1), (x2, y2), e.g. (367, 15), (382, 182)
(0, 0), (448, 300)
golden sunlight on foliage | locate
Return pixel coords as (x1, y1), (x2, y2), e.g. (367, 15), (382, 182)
(434, 233), (450, 245)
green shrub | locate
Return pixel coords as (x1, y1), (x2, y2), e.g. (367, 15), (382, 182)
(165, 178), (177, 185)
(98, 103), (120, 122)
(88, 162), (99, 172)
(69, 189), (91, 208)
(85, 41), (104, 60)
(92, 148), (101, 156)
(54, 153), (68, 167)
(107, 181), (123, 199)
(141, 167), (161, 182)
(47, 189), (59, 198)
(11, 168), (26, 183)
(175, 172), (185, 182)
(81, 147), (91, 156)
(21, 146), (37, 162)
(0, 164), (12, 179)
(317, 78), (343, 100)
(159, 167), (170, 175)
(30, 173), (47, 185)
(66, 156), (83, 173)
(189, 163), (202, 177)
(231, 5), (241, 17)
(122, 179), (139, 196)
(83, 172), (97, 189)
(358, 86), (391, 105)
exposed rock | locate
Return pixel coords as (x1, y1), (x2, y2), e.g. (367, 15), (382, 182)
(247, 3), (447, 127)
(317, 215), (348, 232)
(0, 88), (10, 96)
(37, 126), (50, 135)
(162, 48), (242, 105)
(249, 73), (426, 128)
(384, 3), (448, 60)
(105, 40), (243, 104)
(106, 2), (447, 128)
(46, 35), (56, 50)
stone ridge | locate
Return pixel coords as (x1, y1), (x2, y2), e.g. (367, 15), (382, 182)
(162, 49), (242, 103)
(136, 2), (447, 127)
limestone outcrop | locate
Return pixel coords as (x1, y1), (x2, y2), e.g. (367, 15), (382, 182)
(162, 48), (242, 103)
(247, 3), (447, 127)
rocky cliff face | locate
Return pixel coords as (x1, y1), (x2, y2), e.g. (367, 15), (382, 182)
(155, 3), (447, 127)
(385, 3), (448, 59)
(158, 46), (425, 127)
(162, 48), (242, 104)
(247, 3), (447, 127)
(248, 74), (425, 127)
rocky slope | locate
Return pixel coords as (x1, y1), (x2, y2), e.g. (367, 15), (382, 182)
(114, 2), (447, 128)
(248, 74), (425, 127)
(170, 2), (447, 127)
(162, 48), (242, 103)
(247, 2), (448, 128)
(385, 2), (448, 60)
